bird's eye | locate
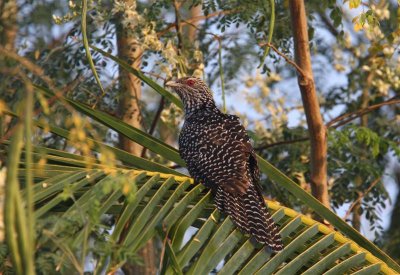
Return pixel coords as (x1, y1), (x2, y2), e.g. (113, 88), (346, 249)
(186, 79), (196, 86)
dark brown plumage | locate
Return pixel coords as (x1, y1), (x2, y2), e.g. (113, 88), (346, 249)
(166, 76), (283, 251)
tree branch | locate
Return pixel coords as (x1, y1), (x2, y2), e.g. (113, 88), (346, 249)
(318, 11), (340, 38)
(255, 137), (309, 151)
(158, 9), (238, 37)
(343, 177), (381, 222)
(172, 0), (184, 54)
(327, 96), (400, 128)
(0, 46), (56, 90)
(259, 42), (308, 79)
(289, 0), (330, 210)
(141, 97), (165, 158)
(256, 97), (399, 151)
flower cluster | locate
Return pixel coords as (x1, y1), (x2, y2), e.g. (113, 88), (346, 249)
(243, 71), (290, 137)
(335, 2), (400, 97)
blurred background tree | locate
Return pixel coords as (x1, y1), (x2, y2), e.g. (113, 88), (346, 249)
(1, 0), (399, 272)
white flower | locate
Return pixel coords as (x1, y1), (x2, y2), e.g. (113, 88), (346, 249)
(52, 14), (62, 24)
(383, 47), (394, 56)
(192, 69), (203, 78)
(193, 49), (203, 62)
(112, 0), (137, 15)
(162, 40), (178, 65)
(268, 72), (281, 82)
(245, 78), (254, 88)
(362, 65), (370, 71)
(344, 33), (352, 48)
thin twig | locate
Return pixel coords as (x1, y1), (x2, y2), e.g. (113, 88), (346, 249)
(141, 97), (165, 158)
(327, 97), (400, 128)
(256, 96), (399, 151)
(172, 0), (184, 54)
(149, 97), (165, 136)
(255, 137), (309, 150)
(259, 42), (308, 79)
(0, 46), (56, 90)
(343, 177), (382, 221)
(217, 38), (226, 112)
(158, 224), (169, 272)
(0, 65), (81, 148)
(142, 71), (166, 81)
(168, 164), (182, 169)
(258, 0), (275, 68)
(0, 46), (79, 113)
(318, 11), (340, 38)
(0, 70), (81, 143)
(158, 9), (238, 37)
(43, 229), (84, 273)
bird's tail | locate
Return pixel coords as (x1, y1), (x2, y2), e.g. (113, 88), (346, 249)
(214, 184), (283, 252)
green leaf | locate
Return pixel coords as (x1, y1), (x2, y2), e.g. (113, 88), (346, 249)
(324, 253), (366, 275)
(110, 173), (159, 242)
(302, 243), (352, 274)
(81, 0), (106, 97)
(10, 155), (400, 274)
(257, 156), (400, 272)
(158, 227), (183, 275)
(349, 0), (361, 9)
(258, 0), (275, 68)
(134, 179), (191, 251)
(29, 84), (400, 272)
(90, 45), (183, 109)
(4, 125), (24, 275)
(123, 177), (177, 248)
(33, 84), (185, 167)
(187, 217), (236, 274)
(4, 108), (183, 176)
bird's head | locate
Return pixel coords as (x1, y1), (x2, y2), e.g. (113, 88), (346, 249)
(166, 77), (216, 115)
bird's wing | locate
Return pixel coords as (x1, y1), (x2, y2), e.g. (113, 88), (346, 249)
(224, 114), (260, 186)
(183, 114), (259, 195)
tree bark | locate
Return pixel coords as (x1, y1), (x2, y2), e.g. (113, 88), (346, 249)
(116, 1), (156, 273)
(289, 0), (330, 210)
(117, 37), (143, 156)
(187, 3), (202, 41)
(0, 0), (17, 136)
(384, 165), (400, 262)
(0, 0), (17, 50)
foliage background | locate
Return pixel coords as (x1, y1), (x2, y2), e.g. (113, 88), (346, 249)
(0, 0), (399, 272)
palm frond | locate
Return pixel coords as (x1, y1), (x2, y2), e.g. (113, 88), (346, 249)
(26, 84), (400, 271)
(15, 161), (398, 274)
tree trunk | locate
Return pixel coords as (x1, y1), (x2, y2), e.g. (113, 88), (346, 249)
(117, 38), (143, 156)
(187, 3), (202, 41)
(384, 164), (400, 262)
(289, 0), (330, 210)
(0, 0), (17, 50)
(0, 0), (17, 136)
(116, 1), (156, 273)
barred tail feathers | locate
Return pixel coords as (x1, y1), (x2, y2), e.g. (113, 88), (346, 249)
(214, 184), (283, 251)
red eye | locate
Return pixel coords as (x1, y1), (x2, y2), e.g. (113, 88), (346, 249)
(186, 79), (196, 86)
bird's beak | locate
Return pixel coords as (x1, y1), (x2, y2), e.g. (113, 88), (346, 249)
(165, 80), (181, 88)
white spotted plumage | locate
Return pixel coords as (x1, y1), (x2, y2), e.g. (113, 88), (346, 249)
(166, 77), (283, 251)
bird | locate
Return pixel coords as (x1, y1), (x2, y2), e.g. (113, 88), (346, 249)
(166, 76), (283, 251)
